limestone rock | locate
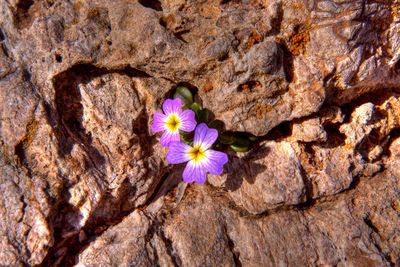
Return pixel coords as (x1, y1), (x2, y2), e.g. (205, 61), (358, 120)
(291, 117), (327, 142)
(163, 187), (236, 267)
(76, 210), (156, 267)
(209, 141), (306, 214)
(0, 0), (399, 266)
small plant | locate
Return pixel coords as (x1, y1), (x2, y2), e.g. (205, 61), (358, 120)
(151, 86), (257, 184)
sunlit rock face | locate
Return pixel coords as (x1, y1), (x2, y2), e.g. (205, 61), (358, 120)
(0, 0), (399, 266)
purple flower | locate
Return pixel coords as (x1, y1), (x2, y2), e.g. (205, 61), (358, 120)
(166, 123), (229, 184)
(151, 98), (196, 146)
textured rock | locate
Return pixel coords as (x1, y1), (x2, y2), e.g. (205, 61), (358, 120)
(76, 210), (155, 267)
(0, 149), (52, 266)
(163, 187), (236, 267)
(209, 141), (306, 214)
(0, 0), (399, 266)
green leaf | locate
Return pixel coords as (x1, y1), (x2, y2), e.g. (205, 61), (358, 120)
(248, 134), (258, 142)
(208, 120), (224, 132)
(230, 137), (250, 152)
(230, 144), (250, 152)
(218, 134), (235, 145)
(173, 86), (193, 106)
(197, 109), (210, 123)
(189, 102), (202, 114)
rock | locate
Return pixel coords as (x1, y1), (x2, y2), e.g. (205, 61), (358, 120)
(352, 170), (400, 265)
(0, 149), (52, 266)
(291, 117), (327, 142)
(226, 199), (389, 266)
(290, 106), (344, 143)
(0, 0), (399, 265)
(340, 102), (377, 148)
(0, 70), (38, 155)
(210, 141), (306, 214)
(76, 210), (156, 267)
(340, 94), (400, 160)
(163, 187), (236, 267)
(296, 142), (364, 198)
(71, 166), (400, 266)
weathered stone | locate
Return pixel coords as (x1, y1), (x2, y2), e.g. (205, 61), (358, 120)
(0, 0), (399, 265)
(210, 141), (306, 214)
(164, 187), (236, 267)
(0, 70), (38, 155)
(76, 210), (155, 267)
(291, 117), (327, 142)
(226, 199), (388, 266)
(0, 149), (53, 266)
(340, 94), (400, 160)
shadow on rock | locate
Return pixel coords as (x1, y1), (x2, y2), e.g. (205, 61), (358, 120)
(224, 145), (269, 192)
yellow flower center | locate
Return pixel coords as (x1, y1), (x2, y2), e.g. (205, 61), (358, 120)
(165, 114), (181, 132)
(187, 145), (207, 163)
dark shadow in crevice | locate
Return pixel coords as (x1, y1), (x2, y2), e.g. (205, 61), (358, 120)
(16, 0), (34, 11)
(39, 199), (85, 267)
(21, 68), (31, 82)
(394, 60), (400, 75)
(122, 65), (152, 78)
(0, 28), (5, 41)
(278, 42), (294, 82)
(172, 29), (190, 43)
(159, 17), (167, 28)
(143, 172), (173, 204)
(321, 123), (346, 148)
(298, 163), (314, 202)
(0, 43), (10, 59)
(42, 179), (140, 267)
(132, 109), (157, 156)
(339, 89), (395, 117)
(55, 53), (62, 63)
(15, 0), (35, 29)
(52, 65), (105, 171)
(138, 0), (163, 11)
(268, 1), (283, 36)
(14, 141), (33, 179)
(220, 0), (236, 4)
(259, 121), (293, 142)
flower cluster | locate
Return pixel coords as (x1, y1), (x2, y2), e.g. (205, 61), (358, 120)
(151, 96), (228, 184)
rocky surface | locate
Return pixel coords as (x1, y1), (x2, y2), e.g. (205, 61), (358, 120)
(0, 0), (399, 266)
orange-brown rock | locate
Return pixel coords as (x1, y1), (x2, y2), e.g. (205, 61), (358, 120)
(0, 0), (399, 266)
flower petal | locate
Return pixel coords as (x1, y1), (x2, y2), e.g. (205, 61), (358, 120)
(179, 109), (196, 132)
(182, 161), (207, 184)
(204, 150), (228, 175)
(151, 112), (166, 133)
(162, 98), (182, 115)
(160, 131), (180, 146)
(193, 123), (218, 150)
(166, 142), (191, 164)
